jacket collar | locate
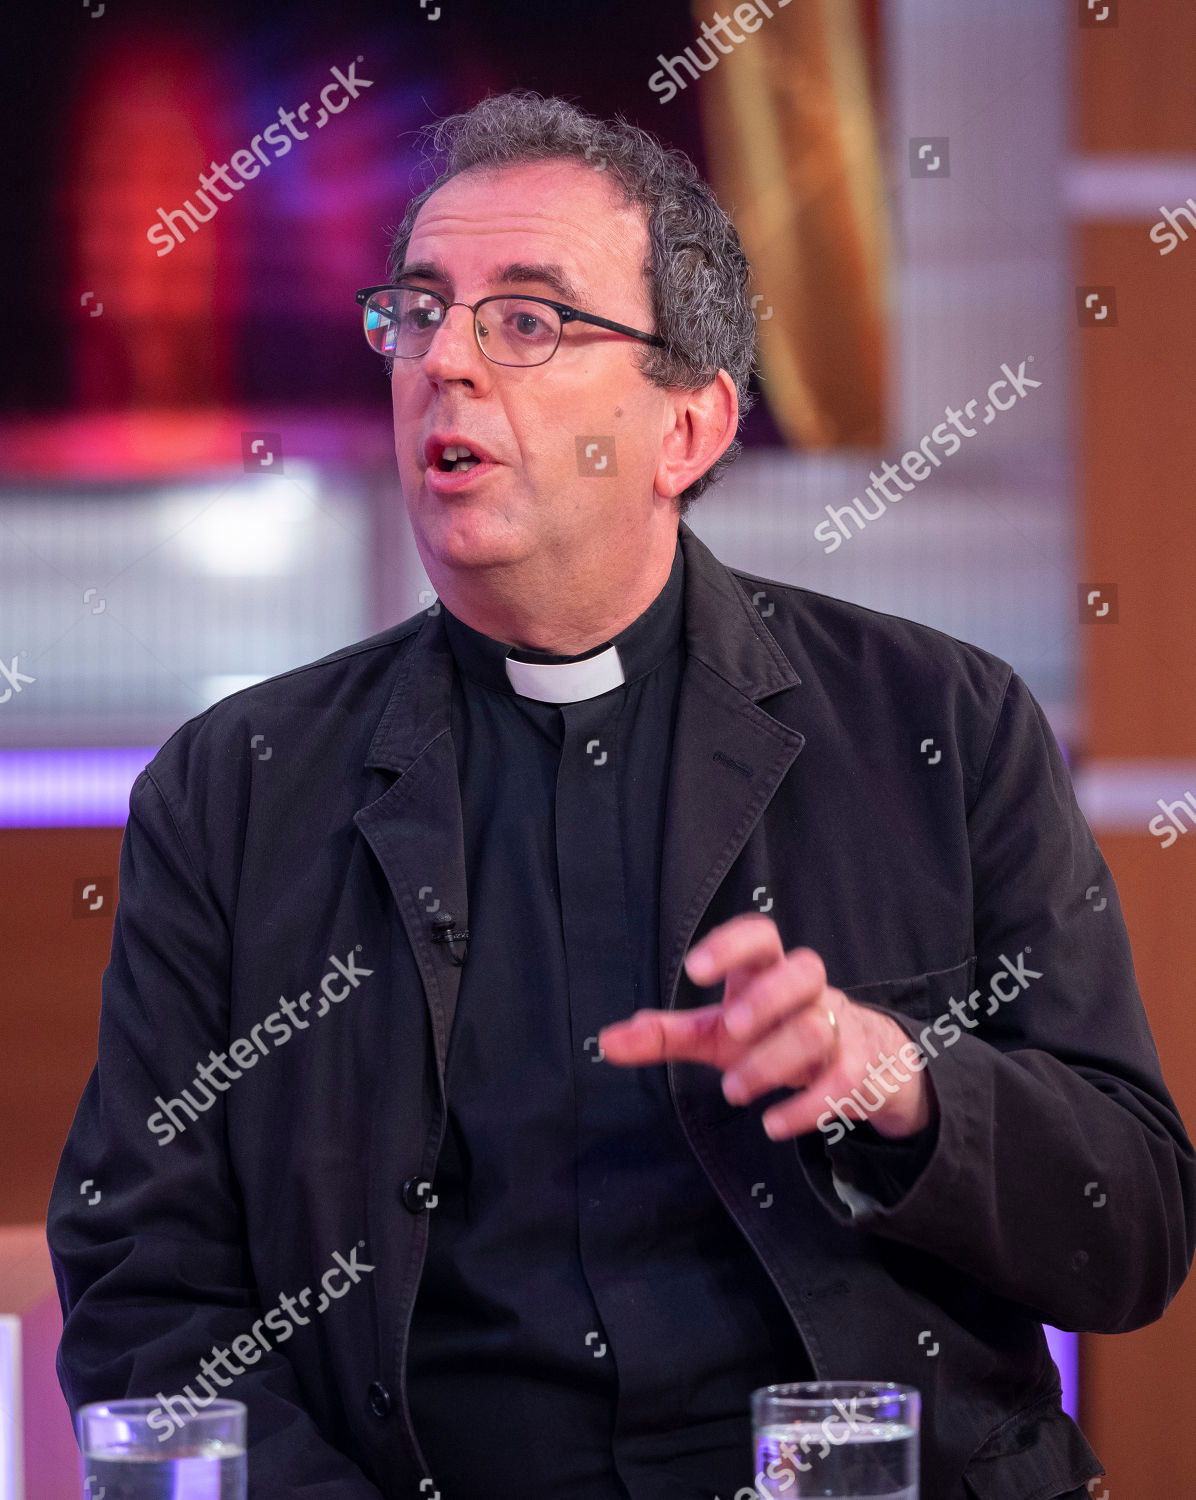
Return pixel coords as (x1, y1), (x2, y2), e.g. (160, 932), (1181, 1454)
(363, 519), (800, 775)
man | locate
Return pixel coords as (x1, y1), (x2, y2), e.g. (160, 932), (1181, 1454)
(49, 90), (1194, 1500)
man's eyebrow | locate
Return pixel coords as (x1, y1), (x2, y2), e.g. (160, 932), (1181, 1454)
(394, 260), (585, 305)
(491, 262), (585, 303)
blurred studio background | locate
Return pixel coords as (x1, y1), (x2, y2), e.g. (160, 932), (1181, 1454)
(2, 0), (1195, 1495)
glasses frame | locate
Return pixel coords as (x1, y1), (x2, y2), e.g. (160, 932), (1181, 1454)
(354, 283), (667, 367)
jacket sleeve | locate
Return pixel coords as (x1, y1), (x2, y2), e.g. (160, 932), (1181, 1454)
(823, 1114), (940, 1207)
(46, 765), (384, 1500)
(797, 668), (1196, 1333)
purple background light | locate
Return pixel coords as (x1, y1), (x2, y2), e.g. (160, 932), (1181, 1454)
(0, 748), (158, 828)
(1044, 1325), (1079, 1420)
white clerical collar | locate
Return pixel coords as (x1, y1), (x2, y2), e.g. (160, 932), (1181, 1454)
(504, 642), (625, 703)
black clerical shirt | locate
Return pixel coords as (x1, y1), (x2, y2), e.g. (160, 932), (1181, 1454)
(405, 539), (813, 1500)
(404, 536), (941, 1498)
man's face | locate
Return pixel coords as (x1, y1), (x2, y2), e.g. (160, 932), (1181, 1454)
(390, 159), (676, 586)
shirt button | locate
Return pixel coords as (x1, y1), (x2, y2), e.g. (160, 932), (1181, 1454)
(367, 1381), (392, 1419)
(401, 1175), (435, 1212)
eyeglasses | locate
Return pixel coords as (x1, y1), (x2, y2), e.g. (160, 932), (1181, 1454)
(354, 283), (667, 367)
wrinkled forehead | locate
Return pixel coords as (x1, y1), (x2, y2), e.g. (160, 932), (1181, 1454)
(405, 160), (650, 301)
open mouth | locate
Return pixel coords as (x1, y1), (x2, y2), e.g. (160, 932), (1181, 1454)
(435, 444), (485, 473)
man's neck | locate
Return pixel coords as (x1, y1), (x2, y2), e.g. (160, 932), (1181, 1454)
(433, 537), (679, 656)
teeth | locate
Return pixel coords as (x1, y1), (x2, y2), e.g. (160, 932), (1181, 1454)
(437, 442), (483, 474)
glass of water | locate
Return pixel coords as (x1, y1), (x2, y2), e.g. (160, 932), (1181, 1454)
(77, 1397), (246, 1499)
(750, 1381), (919, 1499)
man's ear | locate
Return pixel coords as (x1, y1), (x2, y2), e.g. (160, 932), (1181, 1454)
(654, 369), (739, 500)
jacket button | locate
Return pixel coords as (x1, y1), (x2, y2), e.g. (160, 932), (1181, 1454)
(367, 1381), (392, 1419)
(402, 1175), (434, 1212)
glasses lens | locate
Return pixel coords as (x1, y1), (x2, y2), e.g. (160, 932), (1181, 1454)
(363, 288), (445, 357)
(477, 298), (561, 366)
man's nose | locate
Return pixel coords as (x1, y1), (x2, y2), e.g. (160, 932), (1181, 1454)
(420, 303), (491, 385)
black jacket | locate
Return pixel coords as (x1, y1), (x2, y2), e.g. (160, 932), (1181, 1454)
(48, 519), (1196, 1499)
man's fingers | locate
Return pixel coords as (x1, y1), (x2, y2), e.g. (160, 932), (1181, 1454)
(598, 1005), (733, 1067)
(760, 1086), (843, 1141)
(684, 912), (785, 990)
(722, 949), (828, 1041)
(721, 1001), (841, 1107)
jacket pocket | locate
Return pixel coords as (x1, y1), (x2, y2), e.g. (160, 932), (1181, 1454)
(839, 954), (976, 1022)
(699, 956), (977, 1130)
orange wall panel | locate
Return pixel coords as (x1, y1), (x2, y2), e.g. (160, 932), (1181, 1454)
(1077, 222), (1196, 759)
(1076, 3), (1196, 154)
(0, 828), (122, 1224)
(1079, 833), (1196, 1499)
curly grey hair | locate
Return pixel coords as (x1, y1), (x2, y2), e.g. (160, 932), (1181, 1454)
(384, 89), (758, 514)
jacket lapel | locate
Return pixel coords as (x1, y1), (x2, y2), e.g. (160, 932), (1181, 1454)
(354, 603), (468, 1087)
(352, 520), (809, 1088)
(660, 522), (806, 1013)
